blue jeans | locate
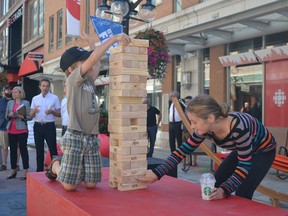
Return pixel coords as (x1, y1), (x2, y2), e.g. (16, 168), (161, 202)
(147, 125), (158, 157)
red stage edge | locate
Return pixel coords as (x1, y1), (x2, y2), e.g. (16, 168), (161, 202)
(27, 168), (287, 216)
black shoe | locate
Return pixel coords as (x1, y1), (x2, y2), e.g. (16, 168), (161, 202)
(0, 164), (7, 171)
(20, 177), (27, 180)
(6, 171), (17, 179)
(45, 158), (60, 181)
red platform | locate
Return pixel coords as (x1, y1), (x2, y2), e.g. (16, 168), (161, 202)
(27, 168), (287, 216)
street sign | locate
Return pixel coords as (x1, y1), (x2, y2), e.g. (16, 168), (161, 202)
(27, 52), (44, 61)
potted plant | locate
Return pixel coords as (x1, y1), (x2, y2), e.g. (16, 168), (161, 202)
(134, 28), (170, 82)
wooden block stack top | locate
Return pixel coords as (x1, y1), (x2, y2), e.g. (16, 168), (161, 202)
(108, 39), (149, 191)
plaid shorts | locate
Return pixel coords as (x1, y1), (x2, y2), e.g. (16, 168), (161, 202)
(57, 129), (102, 185)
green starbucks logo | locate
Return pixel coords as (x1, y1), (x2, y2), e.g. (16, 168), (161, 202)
(203, 187), (212, 196)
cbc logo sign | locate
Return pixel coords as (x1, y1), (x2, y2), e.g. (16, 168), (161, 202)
(273, 89), (286, 107)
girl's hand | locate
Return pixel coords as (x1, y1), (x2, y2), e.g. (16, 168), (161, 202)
(137, 170), (158, 183)
(209, 187), (226, 200)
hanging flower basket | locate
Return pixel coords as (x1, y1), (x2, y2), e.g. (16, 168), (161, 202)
(134, 28), (170, 82)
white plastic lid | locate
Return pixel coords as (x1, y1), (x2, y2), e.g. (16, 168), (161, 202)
(200, 173), (215, 183)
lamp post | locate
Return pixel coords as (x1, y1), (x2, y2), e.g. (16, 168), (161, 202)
(96, 0), (156, 35)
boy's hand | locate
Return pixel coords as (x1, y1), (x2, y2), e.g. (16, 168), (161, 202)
(114, 33), (131, 45)
(81, 31), (95, 49)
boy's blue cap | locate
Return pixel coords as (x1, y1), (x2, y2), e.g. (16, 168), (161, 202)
(60, 46), (92, 72)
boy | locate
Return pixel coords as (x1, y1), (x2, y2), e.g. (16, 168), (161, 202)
(46, 32), (131, 191)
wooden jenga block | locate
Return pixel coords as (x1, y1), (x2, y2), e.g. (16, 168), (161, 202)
(110, 146), (147, 156)
(109, 82), (147, 90)
(110, 166), (147, 176)
(129, 39), (149, 48)
(109, 159), (147, 170)
(109, 67), (149, 76)
(109, 118), (146, 127)
(110, 40), (149, 55)
(110, 60), (148, 69)
(109, 89), (147, 97)
(109, 152), (146, 162)
(109, 171), (118, 188)
(110, 46), (141, 54)
(109, 104), (147, 112)
(110, 53), (148, 62)
(117, 182), (147, 191)
(108, 111), (146, 119)
(112, 173), (146, 184)
(110, 138), (148, 147)
(109, 96), (142, 105)
(108, 125), (146, 133)
(109, 132), (147, 141)
(110, 75), (148, 83)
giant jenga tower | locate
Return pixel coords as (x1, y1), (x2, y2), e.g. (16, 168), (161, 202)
(108, 39), (150, 191)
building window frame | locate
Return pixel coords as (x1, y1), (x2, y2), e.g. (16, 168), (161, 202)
(0, 28), (8, 60)
(39, 0), (44, 36)
(28, 0), (44, 41)
(57, 9), (63, 49)
(49, 15), (54, 52)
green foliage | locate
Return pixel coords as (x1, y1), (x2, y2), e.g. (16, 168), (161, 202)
(0, 73), (8, 90)
(99, 110), (108, 135)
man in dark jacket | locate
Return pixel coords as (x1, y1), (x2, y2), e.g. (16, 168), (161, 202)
(0, 86), (12, 171)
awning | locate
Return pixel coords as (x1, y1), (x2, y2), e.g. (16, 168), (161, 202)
(254, 45), (288, 62)
(219, 45), (288, 67)
(18, 47), (43, 77)
(28, 73), (65, 82)
(219, 52), (258, 67)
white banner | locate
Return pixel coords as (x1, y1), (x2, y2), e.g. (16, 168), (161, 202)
(66, 0), (80, 36)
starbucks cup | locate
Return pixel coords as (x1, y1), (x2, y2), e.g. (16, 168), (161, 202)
(200, 173), (216, 200)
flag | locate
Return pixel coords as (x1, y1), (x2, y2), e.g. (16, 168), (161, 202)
(90, 16), (123, 57)
(66, 0), (80, 36)
(265, 60), (288, 127)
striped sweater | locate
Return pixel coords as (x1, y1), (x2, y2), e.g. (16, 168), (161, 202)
(153, 112), (277, 195)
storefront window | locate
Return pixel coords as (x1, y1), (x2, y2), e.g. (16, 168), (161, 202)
(147, 79), (162, 113)
(230, 64), (263, 121)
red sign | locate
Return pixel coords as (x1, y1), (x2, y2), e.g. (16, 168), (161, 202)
(27, 52), (44, 61)
(265, 60), (288, 127)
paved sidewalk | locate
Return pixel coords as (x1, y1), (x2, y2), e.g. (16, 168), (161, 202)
(0, 146), (287, 216)
(0, 146), (37, 216)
